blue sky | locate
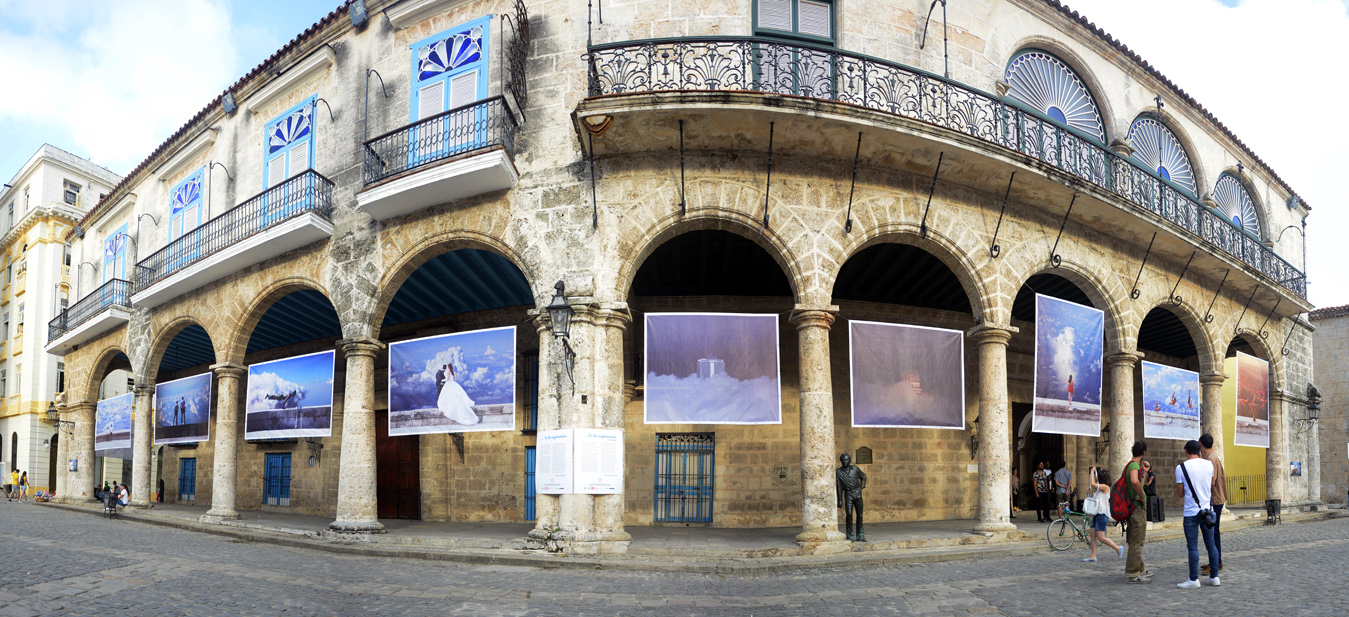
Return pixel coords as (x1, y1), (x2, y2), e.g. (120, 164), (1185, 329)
(0, 0), (340, 179)
(246, 350), (335, 410)
(95, 391), (134, 435)
(389, 327), (516, 410)
(155, 372), (213, 427)
(1141, 361), (1200, 418)
(1034, 295), (1104, 405)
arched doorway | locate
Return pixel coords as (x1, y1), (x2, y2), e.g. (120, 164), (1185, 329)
(151, 323), (219, 504)
(1135, 305), (1207, 487)
(1222, 334), (1271, 505)
(48, 433), (58, 495)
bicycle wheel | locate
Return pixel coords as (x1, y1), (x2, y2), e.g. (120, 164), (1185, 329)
(1047, 519), (1075, 551)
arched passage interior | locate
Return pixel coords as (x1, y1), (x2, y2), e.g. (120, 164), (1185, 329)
(1221, 334), (1270, 502)
(152, 323), (218, 506)
(1134, 306), (1205, 482)
(378, 248), (533, 523)
(92, 351), (135, 486)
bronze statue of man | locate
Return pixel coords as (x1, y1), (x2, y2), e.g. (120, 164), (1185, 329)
(836, 453), (867, 541)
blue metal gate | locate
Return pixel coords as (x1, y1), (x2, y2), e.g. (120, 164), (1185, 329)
(264, 453), (291, 506)
(524, 446), (537, 521)
(654, 433), (715, 524)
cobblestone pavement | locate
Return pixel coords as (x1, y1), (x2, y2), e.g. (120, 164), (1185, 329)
(2, 502), (1345, 616)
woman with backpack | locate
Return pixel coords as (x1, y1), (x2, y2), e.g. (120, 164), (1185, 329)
(1082, 466), (1123, 562)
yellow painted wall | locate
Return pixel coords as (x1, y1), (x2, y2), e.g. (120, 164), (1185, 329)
(1222, 357), (1266, 478)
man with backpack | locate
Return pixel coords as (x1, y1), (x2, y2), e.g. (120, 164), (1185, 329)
(1123, 441), (1151, 583)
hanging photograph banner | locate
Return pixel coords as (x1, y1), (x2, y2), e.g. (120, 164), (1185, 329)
(1234, 351), (1270, 448)
(94, 391), (134, 455)
(244, 350), (335, 440)
(1141, 361), (1200, 441)
(644, 313), (781, 425)
(849, 321), (965, 429)
(1032, 294), (1105, 436)
(387, 326), (517, 436)
(154, 372), (213, 445)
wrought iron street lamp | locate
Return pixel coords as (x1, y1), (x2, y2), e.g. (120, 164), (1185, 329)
(1095, 423), (1110, 459)
(1292, 383), (1321, 435)
(545, 280), (577, 393)
(45, 401), (74, 436)
(968, 415), (979, 460)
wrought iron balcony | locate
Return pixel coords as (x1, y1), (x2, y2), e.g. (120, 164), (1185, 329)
(586, 37), (1306, 300)
(48, 278), (131, 344)
(134, 170), (334, 296)
(363, 95), (518, 187)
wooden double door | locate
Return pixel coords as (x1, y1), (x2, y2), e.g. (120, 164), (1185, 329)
(375, 410), (421, 519)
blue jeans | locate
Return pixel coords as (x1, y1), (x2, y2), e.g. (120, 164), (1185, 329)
(1212, 504), (1223, 565)
(1184, 515), (1220, 581)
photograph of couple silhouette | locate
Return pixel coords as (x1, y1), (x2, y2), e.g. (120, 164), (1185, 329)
(154, 372), (212, 444)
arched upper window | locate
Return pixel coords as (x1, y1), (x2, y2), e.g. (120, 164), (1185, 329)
(1004, 50), (1106, 144)
(1213, 173), (1261, 239)
(1128, 116), (1197, 196)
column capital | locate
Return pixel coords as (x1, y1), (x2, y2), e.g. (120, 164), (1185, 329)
(1106, 351), (1144, 368)
(790, 305), (838, 330)
(1199, 371), (1227, 385)
(68, 400), (98, 413)
(339, 337), (385, 358)
(967, 322), (1018, 345)
(133, 384), (155, 396)
(596, 303), (632, 329)
(210, 362), (248, 378)
(1269, 389), (1289, 403)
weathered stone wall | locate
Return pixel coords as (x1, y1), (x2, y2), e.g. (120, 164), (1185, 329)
(1313, 313), (1347, 505)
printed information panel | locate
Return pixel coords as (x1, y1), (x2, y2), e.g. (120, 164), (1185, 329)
(536, 429), (574, 494)
(575, 429), (624, 494)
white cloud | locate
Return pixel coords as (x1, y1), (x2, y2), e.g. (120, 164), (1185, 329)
(0, 0), (239, 172)
(246, 371), (307, 410)
(1065, 0), (1349, 306)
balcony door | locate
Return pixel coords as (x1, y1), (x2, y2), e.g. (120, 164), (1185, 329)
(409, 16), (491, 166)
(103, 224), (128, 286)
(168, 168), (205, 273)
(263, 97), (316, 227)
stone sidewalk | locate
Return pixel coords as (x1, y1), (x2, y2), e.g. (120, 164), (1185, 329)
(40, 500), (1338, 573)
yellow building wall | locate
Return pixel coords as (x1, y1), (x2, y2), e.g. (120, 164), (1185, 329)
(1222, 357), (1266, 478)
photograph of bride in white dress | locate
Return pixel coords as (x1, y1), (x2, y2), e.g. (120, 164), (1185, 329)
(387, 326), (516, 436)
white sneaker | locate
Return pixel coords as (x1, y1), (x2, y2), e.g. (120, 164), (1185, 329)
(1205, 577), (1220, 587)
(1177, 580), (1201, 589)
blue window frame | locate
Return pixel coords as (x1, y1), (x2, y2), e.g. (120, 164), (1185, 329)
(178, 458), (197, 501)
(167, 167), (205, 269)
(654, 433), (715, 524)
(264, 453), (292, 506)
(262, 96), (317, 226)
(409, 16), (491, 163)
(522, 355), (539, 431)
(525, 446), (537, 522)
(103, 224), (129, 284)
(754, 0), (835, 44)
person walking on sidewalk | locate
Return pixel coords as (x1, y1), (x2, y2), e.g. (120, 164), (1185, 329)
(1010, 468), (1020, 519)
(1033, 461), (1053, 523)
(1082, 466), (1123, 562)
(1176, 440), (1221, 589)
(17, 471), (27, 503)
(1125, 441), (1151, 584)
(1053, 461), (1072, 518)
(1199, 433), (1227, 576)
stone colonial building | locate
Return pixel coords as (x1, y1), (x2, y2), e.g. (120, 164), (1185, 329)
(0, 145), (122, 493)
(1312, 305), (1347, 506)
(50, 0), (1319, 553)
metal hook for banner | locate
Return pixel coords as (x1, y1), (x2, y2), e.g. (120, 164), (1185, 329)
(1049, 194), (1076, 267)
(1169, 252), (1195, 306)
(1129, 233), (1155, 299)
(762, 122), (775, 228)
(989, 172), (1015, 259)
(678, 119), (686, 216)
(1234, 287), (1257, 335)
(1256, 298), (1281, 341)
(919, 152), (944, 239)
(588, 132), (599, 229)
(1280, 313), (1300, 355)
(315, 98), (335, 122)
(844, 132), (862, 233)
(1203, 269), (1229, 323)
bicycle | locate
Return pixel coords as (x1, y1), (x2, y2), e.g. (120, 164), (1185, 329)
(1046, 500), (1094, 550)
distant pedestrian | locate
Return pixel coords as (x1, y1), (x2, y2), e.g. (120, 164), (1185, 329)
(1199, 433), (1227, 576)
(1082, 467), (1123, 562)
(18, 471), (27, 502)
(1010, 468), (1020, 519)
(1175, 440), (1220, 589)
(5, 468), (15, 501)
(1033, 461), (1053, 522)
(1142, 460), (1162, 522)
(1125, 441), (1151, 584)
(118, 482), (130, 507)
(1053, 461), (1072, 518)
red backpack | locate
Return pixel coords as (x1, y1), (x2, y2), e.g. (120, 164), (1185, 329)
(1109, 465), (1135, 522)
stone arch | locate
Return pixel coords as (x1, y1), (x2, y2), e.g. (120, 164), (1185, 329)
(612, 211), (804, 304)
(998, 36), (1117, 144)
(142, 316), (223, 383)
(1001, 253), (1130, 354)
(1131, 297), (1219, 375)
(221, 277), (337, 364)
(826, 224), (992, 321)
(372, 230), (539, 338)
(1224, 328), (1284, 391)
(79, 345), (135, 405)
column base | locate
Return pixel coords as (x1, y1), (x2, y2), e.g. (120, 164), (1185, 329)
(525, 527), (565, 552)
(569, 531), (632, 555)
(973, 520), (1017, 533)
(200, 510), (241, 524)
(328, 519), (387, 534)
(796, 529), (850, 554)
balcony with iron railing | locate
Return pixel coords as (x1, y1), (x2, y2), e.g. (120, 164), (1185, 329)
(357, 96), (520, 221)
(131, 169), (335, 308)
(45, 278), (132, 355)
(581, 37), (1308, 304)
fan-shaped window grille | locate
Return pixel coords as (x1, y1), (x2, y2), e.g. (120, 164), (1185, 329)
(1004, 51), (1106, 143)
(1128, 117), (1197, 196)
(1213, 174), (1261, 239)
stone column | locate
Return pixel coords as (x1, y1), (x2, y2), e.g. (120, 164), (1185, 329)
(1267, 389), (1290, 502)
(791, 306), (848, 551)
(1107, 352), (1141, 479)
(1200, 370), (1226, 463)
(68, 401), (97, 502)
(130, 384), (154, 508)
(527, 314), (561, 544)
(202, 363), (246, 522)
(330, 338), (386, 534)
(588, 305), (631, 553)
(1073, 436), (1091, 497)
(54, 403), (68, 500)
(970, 323), (1018, 532)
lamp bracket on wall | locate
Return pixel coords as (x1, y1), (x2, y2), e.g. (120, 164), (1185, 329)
(1129, 232), (1156, 299)
(844, 132), (862, 233)
(1234, 287), (1258, 335)
(209, 161), (232, 182)
(988, 172), (1014, 258)
(1169, 251), (1196, 306)
(1255, 298), (1281, 341)
(1203, 269), (1229, 323)
(315, 98), (335, 122)
(762, 122), (775, 228)
(919, 152), (945, 239)
(1049, 193), (1076, 267)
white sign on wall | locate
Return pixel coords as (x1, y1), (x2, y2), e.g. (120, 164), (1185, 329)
(536, 430), (574, 494)
(535, 429), (625, 495)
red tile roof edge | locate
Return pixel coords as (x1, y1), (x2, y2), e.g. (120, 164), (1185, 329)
(1309, 304), (1349, 321)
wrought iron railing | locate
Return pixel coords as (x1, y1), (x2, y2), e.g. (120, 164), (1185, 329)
(586, 37), (1307, 299)
(501, 0), (531, 114)
(134, 170), (334, 292)
(362, 96), (518, 186)
(48, 278), (132, 343)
